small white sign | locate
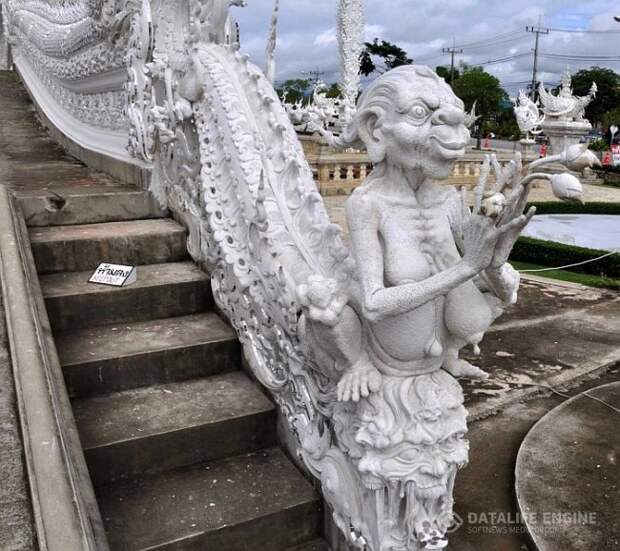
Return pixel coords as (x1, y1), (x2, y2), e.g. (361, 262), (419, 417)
(89, 263), (137, 287)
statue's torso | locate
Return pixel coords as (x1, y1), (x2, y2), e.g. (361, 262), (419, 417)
(360, 187), (493, 376)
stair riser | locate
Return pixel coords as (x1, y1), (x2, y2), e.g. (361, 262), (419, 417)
(86, 411), (277, 487)
(31, 232), (187, 274)
(20, 193), (166, 227)
(64, 339), (240, 398)
(142, 502), (322, 551)
(47, 279), (213, 331)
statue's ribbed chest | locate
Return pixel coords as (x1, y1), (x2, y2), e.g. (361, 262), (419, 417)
(380, 203), (459, 279)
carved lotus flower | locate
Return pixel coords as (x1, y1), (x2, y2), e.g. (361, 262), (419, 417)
(560, 144), (601, 172)
(550, 173), (584, 203)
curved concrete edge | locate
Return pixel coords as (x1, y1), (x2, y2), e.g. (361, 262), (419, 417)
(0, 185), (110, 551)
(12, 51), (152, 188)
(514, 383), (619, 551)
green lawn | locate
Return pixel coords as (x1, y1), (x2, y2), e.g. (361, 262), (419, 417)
(510, 261), (620, 290)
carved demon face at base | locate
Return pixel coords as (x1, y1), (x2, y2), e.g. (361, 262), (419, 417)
(352, 65), (470, 180)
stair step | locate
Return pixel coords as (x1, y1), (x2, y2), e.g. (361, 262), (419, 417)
(74, 372), (277, 486)
(18, 188), (166, 227)
(42, 262), (212, 331)
(97, 448), (321, 551)
(288, 540), (330, 551)
(29, 218), (187, 274)
(57, 312), (240, 397)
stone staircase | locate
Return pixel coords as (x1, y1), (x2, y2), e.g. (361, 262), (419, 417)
(27, 195), (327, 550)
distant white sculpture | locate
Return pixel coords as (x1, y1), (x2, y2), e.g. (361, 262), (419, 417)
(538, 70), (597, 122)
(513, 89), (544, 142)
(538, 70), (598, 160)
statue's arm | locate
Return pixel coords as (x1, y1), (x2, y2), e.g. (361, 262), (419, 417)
(347, 194), (478, 323)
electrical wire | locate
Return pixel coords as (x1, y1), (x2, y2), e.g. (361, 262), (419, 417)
(547, 26), (620, 35)
(517, 250), (618, 273)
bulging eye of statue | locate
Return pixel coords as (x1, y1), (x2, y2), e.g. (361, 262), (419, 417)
(407, 103), (431, 124)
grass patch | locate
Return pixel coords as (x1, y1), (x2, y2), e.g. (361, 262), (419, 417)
(510, 261), (620, 290)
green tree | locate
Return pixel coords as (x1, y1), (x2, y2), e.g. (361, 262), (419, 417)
(275, 79), (311, 104)
(435, 65), (460, 85)
(360, 39), (412, 77)
(324, 82), (342, 99)
(452, 66), (508, 148)
(571, 67), (620, 127)
(603, 106), (620, 128)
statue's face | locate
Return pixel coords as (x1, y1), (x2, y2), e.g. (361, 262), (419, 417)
(379, 76), (470, 180)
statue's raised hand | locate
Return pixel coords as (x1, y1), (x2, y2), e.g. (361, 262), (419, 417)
(462, 213), (534, 272)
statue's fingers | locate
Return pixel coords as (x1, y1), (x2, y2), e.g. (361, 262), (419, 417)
(498, 214), (527, 234)
(473, 156), (490, 214)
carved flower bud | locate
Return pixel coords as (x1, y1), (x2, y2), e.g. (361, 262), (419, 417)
(550, 173), (584, 203)
(480, 192), (507, 219)
(560, 144), (601, 171)
(297, 275), (347, 327)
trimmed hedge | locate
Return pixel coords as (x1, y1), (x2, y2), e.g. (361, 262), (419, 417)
(525, 202), (620, 215)
(510, 236), (619, 278)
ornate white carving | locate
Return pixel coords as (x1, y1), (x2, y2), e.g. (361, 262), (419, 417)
(6, 2), (592, 549)
(265, 0), (278, 84)
(538, 70), (597, 122)
(513, 89), (545, 142)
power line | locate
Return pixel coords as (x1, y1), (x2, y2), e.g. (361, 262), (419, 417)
(546, 26), (620, 34)
(453, 29), (524, 49)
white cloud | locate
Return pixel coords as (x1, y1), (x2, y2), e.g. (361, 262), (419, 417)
(234, 0), (620, 86)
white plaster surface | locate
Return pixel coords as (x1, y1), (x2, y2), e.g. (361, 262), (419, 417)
(521, 214), (620, 251)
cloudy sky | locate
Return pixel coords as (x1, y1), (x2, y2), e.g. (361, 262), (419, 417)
(235, 0), (620, 95)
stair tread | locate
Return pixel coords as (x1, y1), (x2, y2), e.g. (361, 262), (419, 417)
(288, 540), (330, 551)
(98, 447), (319, 550)
(74, 371), (273, 450)
(29, 218), (184, 244)
(56, 312), (235, 367)
(41, 261), (208, 299)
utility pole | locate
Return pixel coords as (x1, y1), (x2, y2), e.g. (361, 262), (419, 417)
(442, 39), (463, 84)
(302, 68), (325, 88)
(526, 23), (549, 100)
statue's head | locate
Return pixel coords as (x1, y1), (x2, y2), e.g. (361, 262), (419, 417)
(345, 65), (469, 180)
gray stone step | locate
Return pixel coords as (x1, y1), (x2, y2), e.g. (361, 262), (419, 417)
(18, 187), (166, 227)
(57, 312), (240, 398)
(29, 218), (187, 274)
(74, 372), (277, 486)
(288, 540), (331, 551)
(97, 447), (321, 551)
(42, 262), (212, 331)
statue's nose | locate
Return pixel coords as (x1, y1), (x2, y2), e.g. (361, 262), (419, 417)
(432, 103), (465, 126)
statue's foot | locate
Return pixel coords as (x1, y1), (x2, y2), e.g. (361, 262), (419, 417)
(443, 358), (489, 380)
(337, 363), (382, 402)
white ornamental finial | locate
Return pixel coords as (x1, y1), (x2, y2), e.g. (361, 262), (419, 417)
(337, 0), (364, 115)
(265, 0), (279, 83)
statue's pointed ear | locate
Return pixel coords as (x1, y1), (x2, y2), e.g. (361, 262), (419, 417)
(357, 107), (386, 163)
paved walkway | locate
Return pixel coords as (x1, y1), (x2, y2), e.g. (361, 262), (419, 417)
(515, 382), (619, 551)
